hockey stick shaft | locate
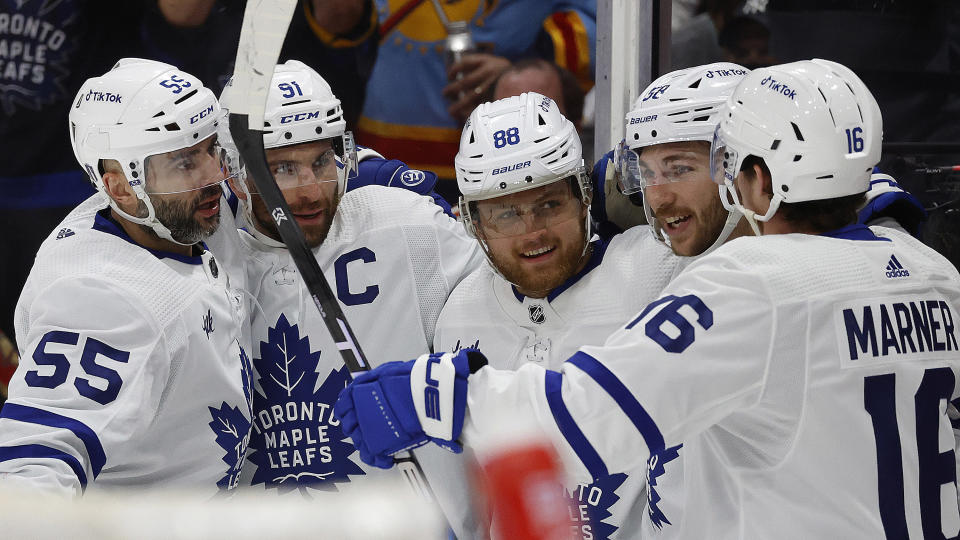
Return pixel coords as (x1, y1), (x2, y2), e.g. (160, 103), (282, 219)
(228, 0), (431, 499)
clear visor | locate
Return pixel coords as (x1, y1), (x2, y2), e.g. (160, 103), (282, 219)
(143, 134), (235, 196)
(617, 139), (712, 194)
(615, 139), (643, 195)
(467, 177), (584, 239)
(710, 126), (738, 188)
(248, 133), (358, 194)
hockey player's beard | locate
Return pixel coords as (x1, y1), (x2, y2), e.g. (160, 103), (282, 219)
(654, 197), (728, 257)
(249, 192), (340, 249)
(141, 183), (223, 244)
(485, 219), (590, 298)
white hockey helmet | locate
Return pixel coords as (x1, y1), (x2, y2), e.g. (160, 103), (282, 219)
(69, 58), (229, 244)
(616, 63), (749, 252)
(218, 60), (358, 246)
(455, 92), (591, 245)
(711, 59), (882, 228)
(219, 59), (358, 198)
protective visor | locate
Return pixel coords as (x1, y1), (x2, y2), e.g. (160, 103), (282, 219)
(465, 177), (584, 239)
(617, 139), (713, 195)
(248, 132), (358, 194)
(143, 134), (237, 196)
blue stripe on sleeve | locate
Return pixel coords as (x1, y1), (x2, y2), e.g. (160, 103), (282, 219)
(544, 370), (609, 481)
(0, 403), (106, 478)
(567, 352), (666, 455)
(0, 444), (88, 489)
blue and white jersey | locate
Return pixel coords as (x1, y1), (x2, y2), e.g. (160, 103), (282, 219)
(0, 194), (252, 496)
(436, 226), (681, 539)
(463, 225), (960, 539)
(236, 185), (483, 535)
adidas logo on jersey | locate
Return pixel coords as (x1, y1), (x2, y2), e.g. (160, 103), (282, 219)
(885, 254), (910, 278)
(55, 228), (74, 239)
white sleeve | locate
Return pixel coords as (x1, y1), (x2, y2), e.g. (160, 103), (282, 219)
(0, 276), (169, 495)
(463, 257), (775, 482)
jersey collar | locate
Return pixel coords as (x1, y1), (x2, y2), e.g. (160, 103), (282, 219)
(820, 223), (892, 242)
(92, 208), (206, 265)
(511, 237), (610, 303)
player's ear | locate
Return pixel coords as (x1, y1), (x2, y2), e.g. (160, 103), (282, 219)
(752, 162), (774, 197)
(101, 161), (138, 211)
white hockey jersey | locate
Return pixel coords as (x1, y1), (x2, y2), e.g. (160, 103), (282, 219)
(435, 226), (681, 539)
(463, 224), (960, 539)
(236, 186), (483, 531)
(0, 194), (253, 497)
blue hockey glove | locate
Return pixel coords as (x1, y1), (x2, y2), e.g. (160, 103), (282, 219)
(334, 349), (487, 469)
(857, 172), (927, 238)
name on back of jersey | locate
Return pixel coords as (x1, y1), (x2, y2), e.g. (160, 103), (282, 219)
(835, 295), (958, 367)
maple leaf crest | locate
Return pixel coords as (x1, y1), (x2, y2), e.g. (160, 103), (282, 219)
(208, 401), (251, 491)
(566, 472), (627, 540)
(246, 314), (364, 494)
(647, 444), (682, 530)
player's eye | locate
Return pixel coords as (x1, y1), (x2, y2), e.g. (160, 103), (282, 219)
(271, 162), (296, 177)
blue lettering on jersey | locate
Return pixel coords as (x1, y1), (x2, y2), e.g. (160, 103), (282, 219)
(843, 300), (957, 361)
(451, 338), (480, 353)
(647, 444), (682, 530)
(209, 343), (253, 491)
(246, 314), (363, 493)
(334, 248), (380, 306)
(208, 401), (251, 491)
(566, 473), (627, 540)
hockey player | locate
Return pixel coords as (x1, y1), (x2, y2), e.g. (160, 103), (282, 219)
(0, 59), (253, 495)
(218, 60), (484, 536)
(434, 91), (679, 539)
(336, 59), (960, 538)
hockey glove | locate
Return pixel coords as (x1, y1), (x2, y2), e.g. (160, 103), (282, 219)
(857, 172), (927, 238)
(334, 349), (487, 469)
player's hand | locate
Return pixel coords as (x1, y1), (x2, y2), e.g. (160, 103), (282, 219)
(443, 53), (511, 123)
(857, 172), (927, 237)
(334, 349), (486, 468)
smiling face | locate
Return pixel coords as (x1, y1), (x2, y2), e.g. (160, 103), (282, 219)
(639, 141), (730, 257)
(473, 178), (590, 298)
(248, 140), (341, 248)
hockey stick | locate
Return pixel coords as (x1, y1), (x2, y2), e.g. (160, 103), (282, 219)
(227, 0), (432, 498)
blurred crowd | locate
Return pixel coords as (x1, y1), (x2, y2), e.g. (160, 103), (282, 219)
(1, 0), (959, 403)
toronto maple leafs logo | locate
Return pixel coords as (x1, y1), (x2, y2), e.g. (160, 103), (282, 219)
(647, 444), (682, 530)
(208, 343), (254, 491)
(208, 401), (251, 491)
(1, 0), (81, 115)
(566, 473), (627, 540)
(246, 314), (363, 494)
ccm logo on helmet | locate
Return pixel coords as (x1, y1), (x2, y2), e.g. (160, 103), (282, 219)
(280, 110), (321, 124)
(424, 356), (441, 421)
(190, 105), (214, 124)
(759, 76), (797, 100)
(492, 160), (531, 176)
(629, 114), (657, 125)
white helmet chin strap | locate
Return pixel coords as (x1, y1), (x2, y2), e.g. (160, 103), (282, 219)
(106, 192), (192, 246)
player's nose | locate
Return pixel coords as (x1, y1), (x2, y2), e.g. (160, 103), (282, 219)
(644, 183), (676, 212)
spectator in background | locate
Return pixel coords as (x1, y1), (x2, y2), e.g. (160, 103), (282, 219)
(489, 58), (585, 129)
(357, 0), (596, 204)
(718, 13), (776, 69)
(144, 0), (377, 126)
(0, 2), (147, 353)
